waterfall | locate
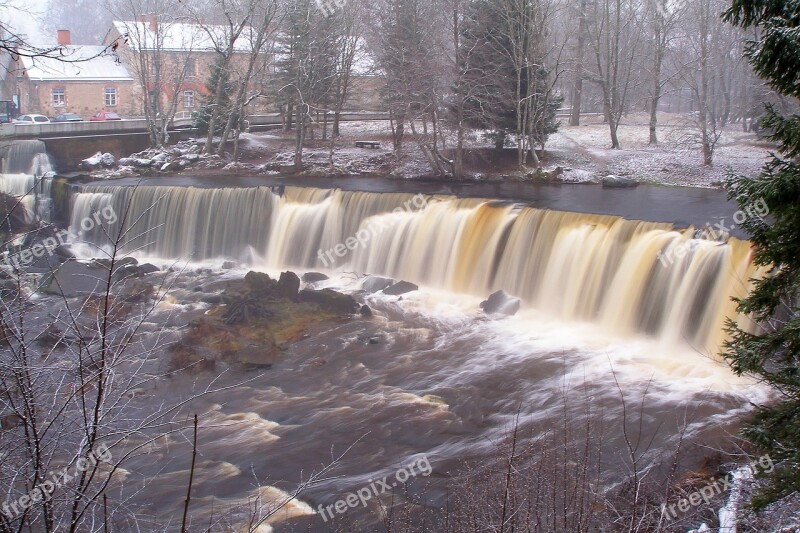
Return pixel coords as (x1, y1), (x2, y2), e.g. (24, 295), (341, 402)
(0, 140), (55, 222)
(70, 184), (757, 355)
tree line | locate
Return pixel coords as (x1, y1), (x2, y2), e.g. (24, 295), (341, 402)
(31, 0), (794, 174)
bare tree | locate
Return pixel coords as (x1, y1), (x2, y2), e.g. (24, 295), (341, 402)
(645, 0), (683, 145)
(677, 0), (733, 166)
(216, 0), (280, 159)
(109, 0), (199, 147)
(588, 0), (644, 149)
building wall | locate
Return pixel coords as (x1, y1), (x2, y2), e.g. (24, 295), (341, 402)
(21, 80), (138, 118)
(345, 76), (386, 112)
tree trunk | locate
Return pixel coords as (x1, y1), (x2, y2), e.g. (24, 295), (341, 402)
(333, 112), (341, 137)
(294, 104), (307, 171)
(495, 131), (506, 150)
(570, 0), (588, 127)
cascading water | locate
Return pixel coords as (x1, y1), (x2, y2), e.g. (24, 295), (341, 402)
(0, 140), (54, 222)
(70, 184), (757, 355)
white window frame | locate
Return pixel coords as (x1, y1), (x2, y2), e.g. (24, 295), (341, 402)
(104, 87), (117, 107)
(52, 88), (65, 107)
(183, 90), (195, 108)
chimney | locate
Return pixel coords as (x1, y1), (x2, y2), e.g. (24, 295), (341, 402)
(57, 30), (71, 46)
(149, 15), (158, 33)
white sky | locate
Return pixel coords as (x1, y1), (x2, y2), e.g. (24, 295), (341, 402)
(3, 0), (49, 43)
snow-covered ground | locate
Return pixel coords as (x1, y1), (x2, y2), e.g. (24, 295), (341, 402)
(89, 112), (774, 188)
(545, 113), (772, 187)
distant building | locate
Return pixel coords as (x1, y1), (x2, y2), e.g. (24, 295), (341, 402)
(13, 31), (137, 118)
(104, 17), (262, 118)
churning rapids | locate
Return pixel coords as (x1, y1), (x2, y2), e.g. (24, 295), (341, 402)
(61, 182), (772, 528)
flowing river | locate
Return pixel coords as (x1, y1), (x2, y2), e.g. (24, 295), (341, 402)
(59, 179), (771, 530)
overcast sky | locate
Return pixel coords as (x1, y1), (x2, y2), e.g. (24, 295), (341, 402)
(4, 0), (49, 43)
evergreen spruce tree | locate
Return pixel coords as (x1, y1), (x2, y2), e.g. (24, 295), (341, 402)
(458, 0), (562, 154)
(193, 57), (234, 135)
(723, 0), (800, 509)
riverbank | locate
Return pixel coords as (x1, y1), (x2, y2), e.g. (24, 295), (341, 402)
(75, 112), (773, 189)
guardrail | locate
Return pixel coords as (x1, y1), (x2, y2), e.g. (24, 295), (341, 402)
(0, 111), (392, 140)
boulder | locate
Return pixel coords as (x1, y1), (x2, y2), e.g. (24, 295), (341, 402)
(383, 281), (419, 296)
(275, 271), (301, 300)
(480, 290), (521, 316)
(602, 175), (639, 189)
(112, 264), (141, 283)
(298, 289), (360, 314)
(221, 261), (238, 270)
(80, 152), (104, 170)
(360, 304), (373, 317)
(139, 263), (160, 275)
(244, 271), (274, 292)
(361, 276), (395, 294)
(39, 259), (110, 297)
(160, 161), (181, 172)
(99, 153), (116, 168)
(302, 272), (329, 283)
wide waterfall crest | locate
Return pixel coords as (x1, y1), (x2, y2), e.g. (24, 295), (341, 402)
(70, 184), (756, 354)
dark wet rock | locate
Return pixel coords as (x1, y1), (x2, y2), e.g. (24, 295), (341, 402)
(602, 175), (639, 189)
(112, 264), (141, 283)
(298, 289), (360, 314)
(139, 263), (160, 275)
(244, 271), (274, 292)
(384, 281), (419, 296)
(201, 294), (223, 305)
(480, 290), (521, 316)
(39, 259), (109, 297)
(25, 251), (65, 273)
(53, 245), (75, 260)
(361, 276), (395, 294)
(302, 272), (329, 283)
(276, 271), (301, 300)
(221, 261), (237, 270)
(0, 279), (18, 298)
(360, 304), (373, 317)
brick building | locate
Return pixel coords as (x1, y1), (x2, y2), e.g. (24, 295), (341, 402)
(15, 31), (137, 118)
(104, 18), (262, 117)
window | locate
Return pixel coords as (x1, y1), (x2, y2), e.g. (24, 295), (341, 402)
(104, 88), (117, 107)
(52, 88), (65, 107)
(183, 90), (195, 108)
(184, 59), (196, 78)
(151, 59), (161, 79)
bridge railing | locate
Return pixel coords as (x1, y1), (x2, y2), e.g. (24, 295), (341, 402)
(0, 111), (392, 140)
